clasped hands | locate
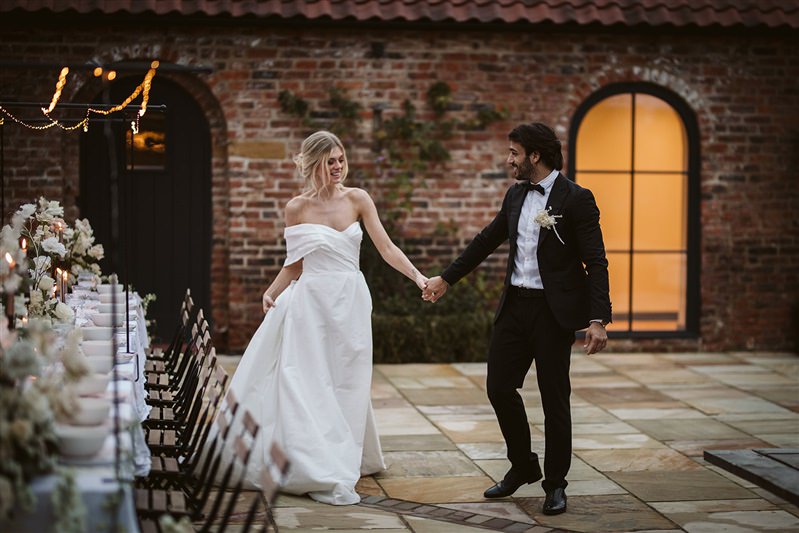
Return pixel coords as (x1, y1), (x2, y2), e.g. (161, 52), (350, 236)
(421, 275), (449, 303)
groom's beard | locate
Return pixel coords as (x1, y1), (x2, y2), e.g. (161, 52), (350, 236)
(511, 158), (534, 182)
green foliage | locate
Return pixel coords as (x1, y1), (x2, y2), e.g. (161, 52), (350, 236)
(278, 90), (309, 118)
(362, 230), (501, 363)
(328, 87), (361, 121)
(278, 88), (360, 139)
(427, 81), (453, 116)
(52, 468), (86, 533)
(461, 106), (510, 131)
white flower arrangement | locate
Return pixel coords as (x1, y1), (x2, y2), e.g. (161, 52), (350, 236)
(0, 316), (58, 522)
(64, 218), (103, 279)
(0, 313), (88, 526)
(6, 198), (106, 322)
(40, 237), (67, 258)
(53, 302), (74, 323)
(534, 207), (565, 245)
(0, 225), (27, 295)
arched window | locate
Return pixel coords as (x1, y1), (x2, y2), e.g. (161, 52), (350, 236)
(568, 83), (700, 336)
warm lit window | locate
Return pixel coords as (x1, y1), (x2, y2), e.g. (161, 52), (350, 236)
(126, 113), (166, 171)
(570, 84), (699, 335)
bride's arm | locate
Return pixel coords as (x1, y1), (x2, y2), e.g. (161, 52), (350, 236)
(262, 199), (304, 313)
(262, 261), (303, 313)
(354, 188), (427, 290)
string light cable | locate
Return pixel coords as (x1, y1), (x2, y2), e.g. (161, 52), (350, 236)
(0, 60), (160, 132)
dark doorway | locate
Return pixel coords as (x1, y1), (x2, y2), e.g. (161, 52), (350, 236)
(80, 76), (212, 342)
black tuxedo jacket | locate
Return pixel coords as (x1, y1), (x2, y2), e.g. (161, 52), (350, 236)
(441, 174), (612, 331)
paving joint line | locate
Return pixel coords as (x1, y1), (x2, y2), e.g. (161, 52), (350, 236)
(357, 493), (574, 532)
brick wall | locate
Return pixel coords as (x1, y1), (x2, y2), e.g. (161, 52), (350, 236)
(0, 18), (797, 352)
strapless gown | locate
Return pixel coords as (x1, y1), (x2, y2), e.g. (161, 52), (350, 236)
(217, 221), (385, 505)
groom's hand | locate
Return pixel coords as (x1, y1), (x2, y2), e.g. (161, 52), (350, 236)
(423, 276), (449, 303)
(584, 322), (608, 355)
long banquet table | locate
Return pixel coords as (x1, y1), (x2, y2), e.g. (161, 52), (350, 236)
(2, 290), (153, 533)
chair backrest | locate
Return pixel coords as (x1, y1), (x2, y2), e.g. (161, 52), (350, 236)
(178, 350), (221, 457)
(207, 409), (261, 532)
(243, 441), (291, 533)
(189, 387), (240, 516)
(270, 442), (290, 480)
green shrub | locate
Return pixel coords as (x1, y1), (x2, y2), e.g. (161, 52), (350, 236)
(362, 232), (500, 363)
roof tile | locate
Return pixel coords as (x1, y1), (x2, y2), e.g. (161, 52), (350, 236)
(0, 0), (796, 28)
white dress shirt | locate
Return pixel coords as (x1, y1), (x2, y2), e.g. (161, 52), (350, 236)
(510, 169), (559, 289)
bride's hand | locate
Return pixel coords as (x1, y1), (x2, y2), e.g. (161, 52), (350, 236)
(415, 273), (429, 291)
(262, 291), (276, 314)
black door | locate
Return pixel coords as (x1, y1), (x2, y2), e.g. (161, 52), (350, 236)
(79, 76), (211, 342)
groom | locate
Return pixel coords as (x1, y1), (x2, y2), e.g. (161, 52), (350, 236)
(424, 123), (611, 515)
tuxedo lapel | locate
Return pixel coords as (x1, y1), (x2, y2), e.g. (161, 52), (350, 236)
(538, 173), (570, 248)
(508, 183), (527, 244)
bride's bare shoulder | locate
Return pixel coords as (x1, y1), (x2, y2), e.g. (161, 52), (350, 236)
(342, 186), (372, 204)
(285, 195), (309, 225)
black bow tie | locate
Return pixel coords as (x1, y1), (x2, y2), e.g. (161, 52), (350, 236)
(525, 182), (545, 195)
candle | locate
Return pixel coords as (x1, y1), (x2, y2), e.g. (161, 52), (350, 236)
(61, 271), (68, 303)
(4, 252), (14, 270)
(54, 268), (62, 300)
(20, 238), (27, 257)
(55, 222), (63, 242)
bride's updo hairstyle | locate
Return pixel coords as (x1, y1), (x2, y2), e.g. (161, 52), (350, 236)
(293, 130), (349, 195)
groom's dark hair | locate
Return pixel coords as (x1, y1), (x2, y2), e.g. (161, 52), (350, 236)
(508, 123), (563, 170)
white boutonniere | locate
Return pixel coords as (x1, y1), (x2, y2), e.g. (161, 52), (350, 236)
(534, 207), (565, 245)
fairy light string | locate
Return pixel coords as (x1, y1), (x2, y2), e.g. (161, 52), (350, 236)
(0, 60), (161, 133)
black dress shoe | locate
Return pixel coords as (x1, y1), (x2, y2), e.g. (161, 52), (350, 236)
(543, 487), (567, 515)
(483, 464), (543, 499)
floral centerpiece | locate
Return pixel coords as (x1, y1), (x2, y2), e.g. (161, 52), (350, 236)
(8, 198), (74, 322)
(0, 314), (91, 525)
(63, 218), (104, 280)
(0, 316), (58, 521)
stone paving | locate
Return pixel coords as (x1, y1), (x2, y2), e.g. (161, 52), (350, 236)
(217, 351), (799, 532)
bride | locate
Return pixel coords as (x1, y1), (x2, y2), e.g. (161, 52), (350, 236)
(222, 130), (427, 505)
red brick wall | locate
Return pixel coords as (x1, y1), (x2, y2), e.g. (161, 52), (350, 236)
(1, 19), (797, 352)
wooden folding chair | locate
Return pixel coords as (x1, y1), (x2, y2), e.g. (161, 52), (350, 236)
(146, 290), (194, 373)
(137, 387), (240, 524)
(238, 441), (291, 532)
(144, 363), (229, 489)
(145, 345), (218, 455)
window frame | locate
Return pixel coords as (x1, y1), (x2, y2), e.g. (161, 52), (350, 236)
(567, 82), (701, 339)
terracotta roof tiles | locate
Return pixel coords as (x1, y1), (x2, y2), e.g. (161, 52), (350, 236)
(1, 0), (796, 28)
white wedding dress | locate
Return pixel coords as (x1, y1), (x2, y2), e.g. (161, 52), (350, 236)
(218, 221), (385, 505)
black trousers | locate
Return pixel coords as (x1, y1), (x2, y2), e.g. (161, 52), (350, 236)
(486, 287), (575, 492)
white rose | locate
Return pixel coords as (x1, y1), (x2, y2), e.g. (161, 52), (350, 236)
(41, 237), (67, 257)
(54, 302), (74, 322)
(88, 244), (104, 260)
(29, 289), (43, 307)
(1, 224), (20, 245)
(39, 275), (55, 292)
(73, 234), (91, 255)
(16, 204), (36, 220)
(37, 198), (64, 222)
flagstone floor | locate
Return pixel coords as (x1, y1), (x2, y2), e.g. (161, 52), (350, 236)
(216, 351), (799, 532)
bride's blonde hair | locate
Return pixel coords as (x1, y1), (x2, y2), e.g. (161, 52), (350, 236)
(293, 131), (349, 195)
